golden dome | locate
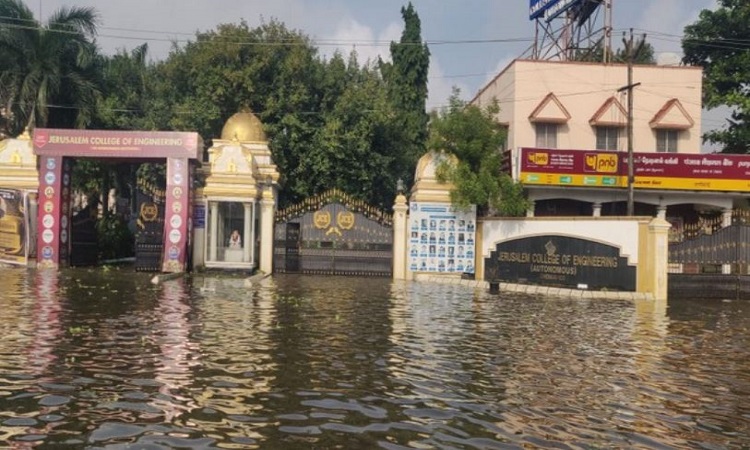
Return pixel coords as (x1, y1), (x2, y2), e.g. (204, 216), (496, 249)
(220, 109), (267, 142)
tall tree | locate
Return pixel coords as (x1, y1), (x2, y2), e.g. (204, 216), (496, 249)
(573, 39), (656, 64)
(380, 2), (430, 188)
(683, 0), (750, 153)
(0, 0), (100, 134)
(429, 89), (529, 217)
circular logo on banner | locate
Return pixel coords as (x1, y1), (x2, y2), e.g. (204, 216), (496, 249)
(44, 201), (54, 213)
(42, 246), (54, 259)
(63, 173), (70, 186)
(46, 158), (56, 170)
(61, 216), (68, 229)
(172, 187), (183, 199)
(61, 229), (68, 244)
(42, 214), (54, 229)
(170, 214), (182, 229)
(172, 201), (182, 213)
(173, 173), (183, 185)
(168, 246), (180, 260)
(44, 187), (54, 198)
(42, 229), (54, 244)
(45, 172), (56, 185)
(169, 229), (182, 244)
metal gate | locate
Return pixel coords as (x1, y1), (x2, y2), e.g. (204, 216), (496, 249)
(273, 189), (393, 276)
(668, 211), (750, 271)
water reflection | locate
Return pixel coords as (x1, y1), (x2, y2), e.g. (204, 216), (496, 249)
(0, 270), (748, 448)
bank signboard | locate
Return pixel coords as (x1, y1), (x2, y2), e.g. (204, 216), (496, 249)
(521, 148), (622, 187)
(529, 0), (582, 21)
(520, 148), (750, 193)
(486, 235), (636, 291)
(408, 202), (476, 274)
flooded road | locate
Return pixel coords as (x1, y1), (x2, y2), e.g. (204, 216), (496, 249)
(0, 267), (749, 448)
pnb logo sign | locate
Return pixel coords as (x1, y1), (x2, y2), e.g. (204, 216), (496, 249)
(527, 152), (549, 166)
(584, 153), (618, 173)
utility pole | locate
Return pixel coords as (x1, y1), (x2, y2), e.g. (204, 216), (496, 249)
(617, 29), (642, 216)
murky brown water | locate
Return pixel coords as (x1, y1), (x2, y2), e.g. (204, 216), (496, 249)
(0, 267), (749, 449)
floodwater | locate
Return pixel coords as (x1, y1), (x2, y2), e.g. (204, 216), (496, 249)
(0, 268), (749, 449)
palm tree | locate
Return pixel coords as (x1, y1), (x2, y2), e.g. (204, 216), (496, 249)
(0, 0), (100, 135)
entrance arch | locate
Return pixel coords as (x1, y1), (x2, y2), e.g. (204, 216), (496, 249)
(33, 128), (202, 272)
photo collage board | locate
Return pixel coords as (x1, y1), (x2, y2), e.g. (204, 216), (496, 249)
(408, 202), (476, 274)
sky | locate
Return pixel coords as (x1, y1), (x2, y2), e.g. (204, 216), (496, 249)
(26, 0), (723, 149)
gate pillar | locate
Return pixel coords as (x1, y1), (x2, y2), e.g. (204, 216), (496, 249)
(645, 217), (671, 301)
(161, 157), (190, 272)
(392, 193), (408, 280)
(259, 183), (275, 274)
(36, 156), (72, 269)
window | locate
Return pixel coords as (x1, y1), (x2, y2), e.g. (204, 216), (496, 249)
(595, 126), (620, 150)
(535, 123), (558, 148)
(656, 129), (679, 153)
(206, 200), (255, 266)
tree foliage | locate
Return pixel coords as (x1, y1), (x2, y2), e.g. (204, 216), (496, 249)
(380, 2), (430, 189)
(573, 39), (656, 65)
(0, 0), (100, 135)
(429, 90), (529, 217)
(683, 0), (750, 153)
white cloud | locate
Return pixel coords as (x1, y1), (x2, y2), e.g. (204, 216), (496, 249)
(426, 59), (470, 112)
(319, 18), (400, 66)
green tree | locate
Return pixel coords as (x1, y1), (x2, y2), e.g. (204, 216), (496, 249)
(429, 89), (529, 217)
(380, 2), (430, 188)
(573, 39), (656, 64)
(0, 0), (100, 134)
(683, 0), (750, 153)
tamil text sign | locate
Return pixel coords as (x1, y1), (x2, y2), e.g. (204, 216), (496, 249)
(520, 148), (750, 192)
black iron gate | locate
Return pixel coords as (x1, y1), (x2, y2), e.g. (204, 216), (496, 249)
(134, 178), (165, 272)
(273, 189), (393, 276)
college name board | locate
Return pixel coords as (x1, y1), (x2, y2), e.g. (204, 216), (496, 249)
(486, 235), (636, 291)
(520, 148), (750, 192)
(33, 128), (201, 160)
(529, 0), (581, 21)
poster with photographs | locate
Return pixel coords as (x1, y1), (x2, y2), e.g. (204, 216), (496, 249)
(408, 202), (476, 274)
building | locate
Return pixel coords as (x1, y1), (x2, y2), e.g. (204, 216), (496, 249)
(471, 59), (749, 223)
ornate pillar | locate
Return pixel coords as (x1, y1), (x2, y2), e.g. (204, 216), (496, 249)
(392, 194), (408, 280)
(592, 203), (602, 217)
(209, 201), (219, 262)
(656, 205), (667, 220)
(259, 185), (275, 274)
(526, 201), (536, 218)
(243, 202), (253, 264)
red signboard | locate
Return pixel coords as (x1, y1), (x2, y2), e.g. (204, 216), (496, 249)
(520, 148), (750, 192)
(33, 128), (201, 160)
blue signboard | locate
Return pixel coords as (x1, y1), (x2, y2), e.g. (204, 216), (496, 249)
(530, 0), (581, 21)
(193, 204), (206, 229)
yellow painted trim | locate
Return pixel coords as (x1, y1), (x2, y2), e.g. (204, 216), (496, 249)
(636, 221), (650, 293)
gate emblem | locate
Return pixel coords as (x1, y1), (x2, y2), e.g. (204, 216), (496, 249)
(337, 211), (355, 230)
(313, 211), (331, 229)
(140, 203), (159, 222)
